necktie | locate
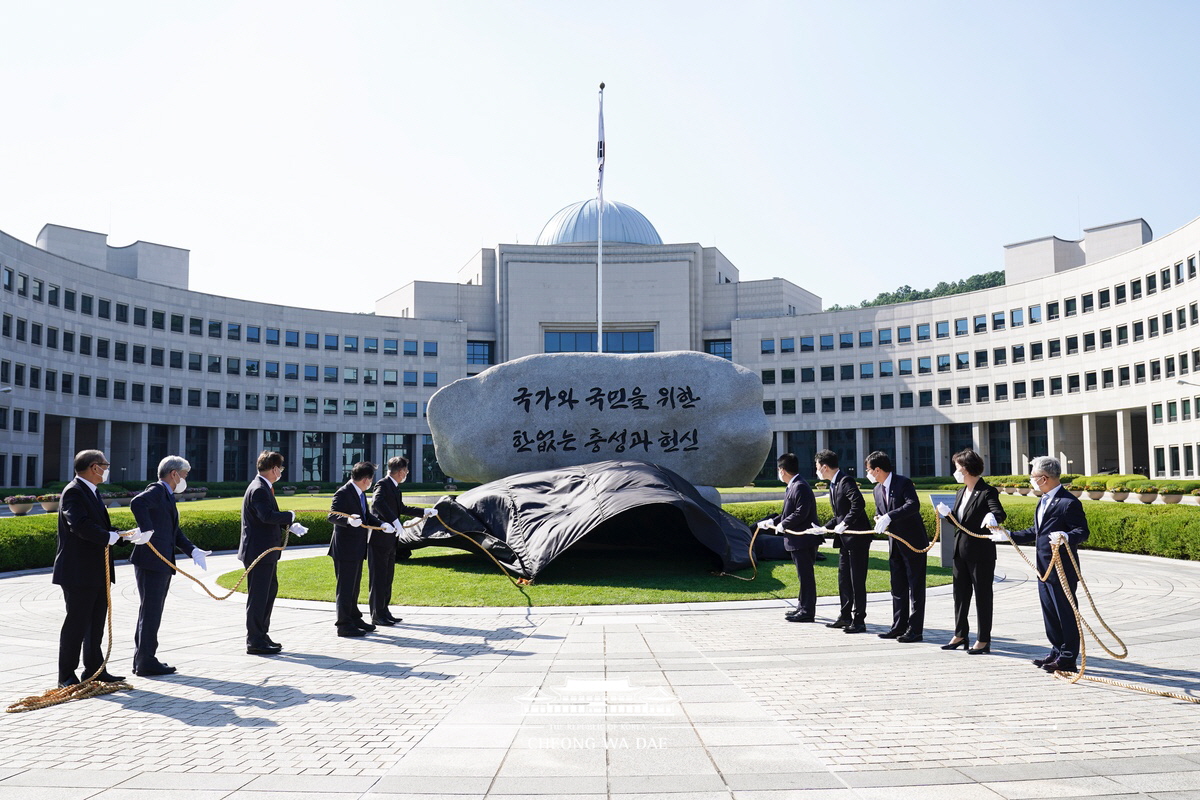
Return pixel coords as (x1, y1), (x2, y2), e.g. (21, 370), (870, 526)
(1036, 493), (1050, 529)
(359, 491), (368, 518)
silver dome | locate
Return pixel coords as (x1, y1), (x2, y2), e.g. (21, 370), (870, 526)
(536, 199), (663, 246)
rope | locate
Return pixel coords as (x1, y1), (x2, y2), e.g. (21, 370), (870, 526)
(7, 544), (133, 713)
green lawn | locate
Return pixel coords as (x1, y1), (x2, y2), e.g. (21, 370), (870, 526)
(216, 545), (954, 607)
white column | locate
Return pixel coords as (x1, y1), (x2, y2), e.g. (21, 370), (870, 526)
(932, 424), (947, 477)
(167, 425), (184, 459)
(775, 429), (787, 458)
(411, 434), (424, 483)
(1116, 410), (1134, 475)
(815, 429), (828, 453)
(1081, 413), (1097, 476)
(134, 422), (149, 482)
(893, 426), (907, 474)
(97, 420), (112, 459)
(971, 421), (986, 465)
(1046, 416), (1062, 465)
(210, 428), (223, 483)
(59, 416), (77, 482)
(331, 433), (344, 483)
(854, 428), (866, 474)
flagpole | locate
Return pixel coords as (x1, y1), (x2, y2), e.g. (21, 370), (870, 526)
(596, 82), (605, 354)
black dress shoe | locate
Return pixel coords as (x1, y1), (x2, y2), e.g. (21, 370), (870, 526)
(134, 664), (177, 676)
(372, 617), (397, 626)
(787, 615), (816, 623)
(877, 629), (903, 639)
(388, 615), (403, 624)
(247, 643), (282, 655)
(265, 636), (281, 648)
(826, 618), (851, 629)
(1042, 658), (1076, 673)
(897, 632), (923, 643)
(1032, 654), (1056, 667)
(968, 643), (991, 655)
(842, 623), (867, 634)
(94, 671), (125, 683)
(338, 628), (367, 638)
(57, 675), (79, 688)
(355, 620), (377, 632)
(941, 638), (967, 650)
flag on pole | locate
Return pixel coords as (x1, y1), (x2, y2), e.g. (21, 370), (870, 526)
(597, 83), (605, 195)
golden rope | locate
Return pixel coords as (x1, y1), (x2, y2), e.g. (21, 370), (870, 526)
(7, 544), (133, 713)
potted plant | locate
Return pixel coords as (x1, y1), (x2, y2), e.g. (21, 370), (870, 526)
(1065, 483), (1084, 499)
(306, 485), (321, 494)
(1085, 482), (1106, 501)
(5, 494), (37, 515)
(1015, 480), (1031, 496)
(1134, 485), (1158, 504)
(37, 493), (61, 512)
(1109, 484), (1129, 502)
(1159, 484), (1183, 504)
(279, 484), (296, 496)
(98, 491), (122, 508)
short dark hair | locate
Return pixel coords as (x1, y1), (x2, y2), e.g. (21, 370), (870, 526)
(815, 449), (838, 469)
(74, 449), (106, 475)
(952, 448), (984, 477)
(777, 453), (800, 474)
(387, 456), (410, 474)
(351, 461), (376, 481)
(865, 450), (892, 473)
(257, 450), (284, 472)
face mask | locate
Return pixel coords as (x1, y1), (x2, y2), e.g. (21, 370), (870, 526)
(101, 468), (110, 484)
(174, 478), (187, 494)
(953, 470), (965, 484)
(867, 472), (879, 484)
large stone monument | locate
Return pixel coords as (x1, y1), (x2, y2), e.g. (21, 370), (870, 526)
(426, 351), (772, 487)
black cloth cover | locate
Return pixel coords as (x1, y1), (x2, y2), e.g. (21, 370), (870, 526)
(406, 460), (753, 580)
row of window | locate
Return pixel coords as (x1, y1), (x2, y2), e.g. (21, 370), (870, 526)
(1153, 444), (1198, 478)
(762, 346), (1200, 385)
(761, 369), (1199, 417)
(0, 407), (40, 433)
(1152, 397), (1200, 424)
(756, 256), (1200, 355)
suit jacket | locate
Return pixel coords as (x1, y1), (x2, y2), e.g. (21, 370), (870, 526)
(129, 481), (196, 573)
(369, 476), (425, 552)
(826, 471), (870, 534)
(328, 482), (383, 561)
(239, 475), (293, 565)
(950, 479), (1006, 562)
(52, 477), (122, 587)
(1010, 486), (1089, 570)
(771, 476), (819, 551)
(874, 473), (927, 550)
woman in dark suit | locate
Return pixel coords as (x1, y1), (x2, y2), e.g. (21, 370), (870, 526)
(938, 449), (1006, 655)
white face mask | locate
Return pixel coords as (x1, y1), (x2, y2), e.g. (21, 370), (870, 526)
(953, 469), (965, 484)
(867, 471), (879, 484)
(174, 478), (187, 494)
(101, 468), (110, 484)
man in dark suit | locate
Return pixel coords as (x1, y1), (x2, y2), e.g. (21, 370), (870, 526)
(817, 449), (872, 633)
(865, 450), (928, 642)
(53, 449), (149, 687)
(129, 455), (210, 676)
(1002, 456), (1090, 673)
(369, 456), (435, 626)
(329, 461), (391, 637)
(758, 453), (821, 622)
(239, 451), (302, 655)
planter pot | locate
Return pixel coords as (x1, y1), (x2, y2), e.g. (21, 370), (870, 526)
(1161, 493), (1183, 504)
(280, 487), (296, 496)
(1066, 488), (1083, 499)
(1110, 491), (1129, 502)
(1137, 493), (1157, 504)
(1017, 487), (1031, 495)
(39, 501), (60, 512)
(7, 503), (34, 516)
(1086, 491), (1105, 501)
(116, 498), (132, 507)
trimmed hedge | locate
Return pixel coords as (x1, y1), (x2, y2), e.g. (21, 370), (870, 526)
(0, 510), (333, 573)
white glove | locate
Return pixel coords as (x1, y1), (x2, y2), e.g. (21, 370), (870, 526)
(127, 528), (154, 545)
(989, 529), (1011, 542)
(1049, 531), (1067, 546)
(982, 512), (999, 529)
(347, 515), (362, 528)
(422, 507), (437, 518)
(834, 521), (847, 534)
(288, 510), (296, 523)
(756, 520), (774, 530)
(935, 502), (951, 518)
(191, 547), (212, 571)
(380, 522), (396, 534)
(873, 514), (891, 534)
(108, 531), (121, 546)
(288, 522), (308, 537)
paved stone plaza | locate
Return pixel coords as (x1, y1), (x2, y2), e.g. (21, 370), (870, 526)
(1, 542), (1198, 799)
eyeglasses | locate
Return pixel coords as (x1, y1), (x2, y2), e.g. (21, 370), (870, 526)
(96, 462), (111, 468)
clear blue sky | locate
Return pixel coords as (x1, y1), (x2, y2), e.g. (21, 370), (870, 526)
(2, 1), (1198, 313)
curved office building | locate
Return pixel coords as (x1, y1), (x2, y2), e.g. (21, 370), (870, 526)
(2, 205), (1199, 487)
